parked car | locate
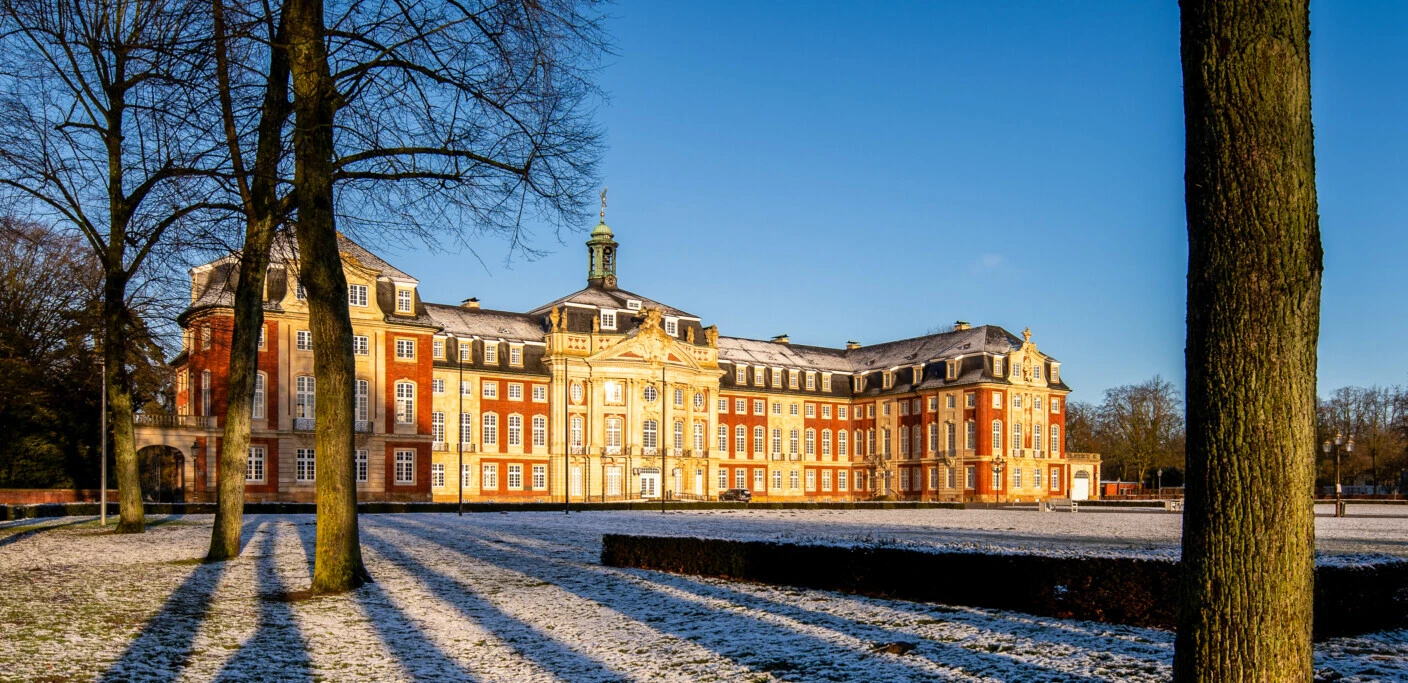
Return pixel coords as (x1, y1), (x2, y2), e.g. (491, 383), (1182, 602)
(719, 488), (752, 502)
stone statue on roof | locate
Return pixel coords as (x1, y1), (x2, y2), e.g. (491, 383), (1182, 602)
(704, 325), (718, 348)
(686, 326), (696, 344)
(641, 306), (663, 331)
(592, 315), (600, 333)
(549, 306), (562, 331)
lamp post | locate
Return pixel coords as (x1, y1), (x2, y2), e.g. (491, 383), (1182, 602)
(99, 356), (107, 526)
(1323, 431), (1352, 518)
(457, 339), (464, 517)
(993, 453), (1008, 505)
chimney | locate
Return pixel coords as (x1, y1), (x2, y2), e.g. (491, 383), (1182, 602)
(954, 320), (970, 331)
(462, 297), (480, 309)
(771, 334), (790, 344)
(845, 340), (862, 350)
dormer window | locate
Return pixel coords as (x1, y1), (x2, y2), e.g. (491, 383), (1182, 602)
(789, 371), (799, 389)
(735, 365), (746, 383)
(993, 357), (1004, 377)
(773, 368), (784, 388)
(396, 289), (413, 313)
(882, 372), (894, 390)
(484, 343), (498, 364)
(509, 345), (523, 366)
(1051, 364), (1060, 383)
(664, 317), (678, 336)
(946, 361), (957, 380)
(854, 375), (865, 392)
(349, 284), (368, 307)
(822, 374), (832, 392)
(295, 282), (307, 300)
(600, 310), (617, 330)
(805, 372), (815, 390)
(754, 367), (766, 387)
(626, 299), (641, 311)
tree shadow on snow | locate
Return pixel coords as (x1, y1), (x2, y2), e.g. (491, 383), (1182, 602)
(378, 516), (1066, 682)
(215, 522), (316, 681)
(360, 526), (624, 682)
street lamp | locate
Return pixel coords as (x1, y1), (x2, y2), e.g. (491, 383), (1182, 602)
(992, 452), (1008, 505)
(1322, 431), (1352, 518)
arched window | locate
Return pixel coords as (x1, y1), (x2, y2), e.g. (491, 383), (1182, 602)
(1012, 422), (1022, 452)
(717, 424), (728, 452)
(772, 428), (782, 454)
(201, 370), (212, 417)
(296, 375), (315, 418)
(507, 414), (523, 446)
(252, 372), (266, 419)
(642, 419), (658, 450)
(1034, 424), (1044, 452)
(913, 425), (922, 456)
(882, 428), (891, 457)
(992, 420), (1003, 452)
(805, 429), (816, 456)
(395, 381), (415, 424)
(735, 425), (746, 453)
(789, 428), (799, 455)
(868, 429), (876, 456)
(1051, 425), (1061, 454)
(482, 413), (498, 446)
(753, 426), (765, 454)
(606, 416), (623, 449)
(898, 427), (907, 456)
(928, 423), (938, 453)
(570, 416), (583, 448)
(532, 415), (547, 448)
(839, 430), (849, 457)
(821, 429), (832, 457)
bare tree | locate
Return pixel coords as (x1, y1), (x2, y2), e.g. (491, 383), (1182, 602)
(0, 0), (225, 532)
(1319, 386), (1406, 494)
(1176, 0), (1322, 679)
(1098, 376), (1182, 485)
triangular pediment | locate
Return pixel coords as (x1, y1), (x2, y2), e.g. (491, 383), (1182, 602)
(588, 325), (701, 370)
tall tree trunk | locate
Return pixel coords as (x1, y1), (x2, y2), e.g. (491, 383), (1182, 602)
(104, 270), (143, 533)
(1176, 1), (1322, 680)
(207, 0), (292, 562)
(288, 0), (368, 592)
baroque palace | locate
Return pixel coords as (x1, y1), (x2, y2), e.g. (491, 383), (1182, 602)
(140, 214), (1100, 504)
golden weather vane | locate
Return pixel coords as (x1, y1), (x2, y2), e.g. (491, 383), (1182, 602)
(600, 187), (608, 221)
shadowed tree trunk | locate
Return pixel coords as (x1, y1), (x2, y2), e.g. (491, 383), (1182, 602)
(287, 0), (367, 592)
(1176, 0), (1322, 680)
(207, 0), (293, 561)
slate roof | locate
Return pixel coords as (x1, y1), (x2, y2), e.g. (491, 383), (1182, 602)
(715, 337), (852, 372)
(528, 285), (696, 319)
(425, 303), (546, 342)
(718, 325), (1051, 374)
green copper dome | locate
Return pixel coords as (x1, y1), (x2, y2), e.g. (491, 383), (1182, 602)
(590, 220), (614, 238)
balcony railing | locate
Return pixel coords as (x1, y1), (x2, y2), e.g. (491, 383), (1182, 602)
(294, 418), (315, 432)
(604, 445), (622, 455)
(134, 414), (215, 429)
(771, 451), (783, 461)
(569, 445), (584, 455)
(433, 441), (449, 452)
(788, 452), (801, 461)
(355, 420), (372, 433)
(641, 447), (659, 456)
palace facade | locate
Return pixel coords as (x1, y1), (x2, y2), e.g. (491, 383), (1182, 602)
(143, 218), (1100, 504)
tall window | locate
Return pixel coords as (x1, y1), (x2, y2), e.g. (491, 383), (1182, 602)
(459, 342), (471, 361)
(200, 370), (211, 417)
(992, 420), (1003, 452)
(735, 425), (746, 453)
(296, 448), (315, 482)
(673, 420), (684, 449)
(252, 373), (266, 419)
(718, 425), (728, 452)
(1012, 423), (1022, 452)
(509, 346), (522, 366)
(432, 412), (445, 442)
(463, 464), (473, 488)
(356, 450), (368, 482)
(642, 419), (658, 450)
(947, 423), (956, 452)
(1034, 424), (1044, 452)
(772, 428), (782, 454)
(484, 344), (498, 364)
(461, 413), (473, 443)
(247, 446), (265, 482)
(483, 413), (498, 446)
(693, 423), (704, 451)
(966, 421), (976, 449)
(607, 417), (623, 450)
(913, 425), (923, 456)
(898, 427), (907, 457)
(753, 426), (765, 454)
(821, 429), (831, 457)
(532, 415), (547, 448)
(882, 428), (891, 457)
(432, 378), (445, 394)
(483, 463), (499, 489)
(356, 380), (369, 422)
(718, 468), (728, 490)
(395, 382), (415, 424)
(839, 431), (849, 457)
(606, 466), (621, 495)
(838, 470), (848, 490)
(507, 464), (523, 489)
(805, 429), (816, 456)
(1051, 426), (1061, 454)
(394, 450), (415, 484)
(296, 376), (315, 418)
(929, 423), (938, 453)
(571, 466), (583, 496)
(432, 464), (445, 488)
(789, 469), (800, 489)
(507, 414), (523, 446)
(571, 416), (584, 448)
(532, 464), (546, 489)
(674, 388), (684, 407)
(789, 429), (799, 455)
(297, 330), (312, 350)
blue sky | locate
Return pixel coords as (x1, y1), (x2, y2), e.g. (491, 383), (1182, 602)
(392, 1), (1408, 402)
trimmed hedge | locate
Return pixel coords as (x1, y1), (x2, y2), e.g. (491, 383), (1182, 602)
(0, 499), (965, 521)
(600, 534), (1408, 639)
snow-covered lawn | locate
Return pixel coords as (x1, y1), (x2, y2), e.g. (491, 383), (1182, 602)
(0, 507), (1404, 682)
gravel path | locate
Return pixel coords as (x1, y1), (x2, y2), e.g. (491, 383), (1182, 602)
(0, 508), (1404, 681)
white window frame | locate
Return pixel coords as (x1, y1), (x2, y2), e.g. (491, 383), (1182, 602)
(508, 464), (524, 490)
(484, 344), (498, 364)
(396, 288), (413, 313)
(483, 381), (498, 399)
(507, 414), (523, 446)
(533, 385), (547, 402)
(246, 446), (266, 483)
(356, 450), (368, 483)
(600, 310), (617, 330)
(252, 372), (266, 419)
(395, 381), (416, 424)
(395, 338), (415, 360)
(296, 329), (312, 351)
(532, 415), (547, 448)
(349, 284), (368, 307)
(482, 413), (499, 446)
(353, 335), (369, 355)
(532, 464), (547, 489)
(508, 383), (524, 401)
(296, 448), (315, 482)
